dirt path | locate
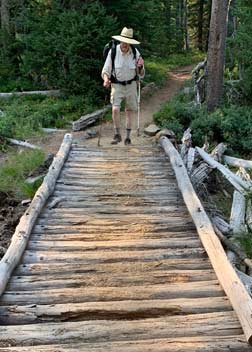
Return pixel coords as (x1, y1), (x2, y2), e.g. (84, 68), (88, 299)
(36, 65), (193, 153)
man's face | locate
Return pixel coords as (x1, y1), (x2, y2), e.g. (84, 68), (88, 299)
(120, 41), (130, 53)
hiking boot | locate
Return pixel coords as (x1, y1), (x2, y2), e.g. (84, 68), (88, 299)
(111, 134), (122, 145)
(124, 137), (131, 145)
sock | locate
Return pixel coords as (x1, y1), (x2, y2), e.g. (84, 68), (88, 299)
(126, 128), (131, 139)
(115, 128), (121, 136)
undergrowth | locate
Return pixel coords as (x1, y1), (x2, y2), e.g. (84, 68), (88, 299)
(0, 149), (45, 199)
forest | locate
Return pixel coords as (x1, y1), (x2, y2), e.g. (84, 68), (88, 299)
(0, 0), (252, 155)
(0, 0), (252, 183)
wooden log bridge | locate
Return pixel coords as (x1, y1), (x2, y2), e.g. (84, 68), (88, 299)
(0, 134), (252, 351)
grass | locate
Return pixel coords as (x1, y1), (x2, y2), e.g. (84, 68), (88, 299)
(0, 94), (99, 140)
(0, 149), (45, 199)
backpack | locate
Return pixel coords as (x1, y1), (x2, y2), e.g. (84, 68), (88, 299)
(103, 39), (137, 77)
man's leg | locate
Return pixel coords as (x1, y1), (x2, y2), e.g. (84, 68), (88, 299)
(124, 82), (138, 145)
(111, 106), (122, 144)
(124, 108), (132, 145)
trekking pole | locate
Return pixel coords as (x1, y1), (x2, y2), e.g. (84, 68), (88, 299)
(97, 93), (108, 147)
(137, 79), (141, 137)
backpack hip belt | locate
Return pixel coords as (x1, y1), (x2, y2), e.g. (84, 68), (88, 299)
(111, 75), (137, 86)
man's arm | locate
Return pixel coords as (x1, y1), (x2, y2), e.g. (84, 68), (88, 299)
(101, 49), (112, 87)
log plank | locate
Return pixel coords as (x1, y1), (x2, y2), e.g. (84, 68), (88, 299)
(0, 297), (231, 325)
(0, 281), (224, 305)
(0, 312), (242, 346)
(160, 136), (252, 344)
(14, 258), (212, 276)
(21, 247), (206, 264)
(0, 134), (73, 296)
(8, 269), (215, 291)
(0, 335), (250, 352)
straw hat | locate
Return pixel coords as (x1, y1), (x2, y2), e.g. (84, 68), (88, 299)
(112, 27), (140, 45)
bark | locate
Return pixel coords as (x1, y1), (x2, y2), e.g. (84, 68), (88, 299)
(230, 168), (252, 235)
(1, 0), (10, 33)
(190, 143), (226, 189)
(195, 147), (252, 194)
(223, 155), (252, 170)
(206, 0), (231, 111)
(72, 106), (110, 132)
(180, 128), (192, 166)
(192, 59), (207, 105)
(6, 138), (42, 150)
(184, 0), (189, 50)
(197, 0), (204, 51)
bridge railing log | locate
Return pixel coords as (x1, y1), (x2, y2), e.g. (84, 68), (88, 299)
(160, 135), (252, 344)
(0, 133), (73, 296)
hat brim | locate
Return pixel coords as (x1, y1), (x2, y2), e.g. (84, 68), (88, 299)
(112, 35), (140, 45)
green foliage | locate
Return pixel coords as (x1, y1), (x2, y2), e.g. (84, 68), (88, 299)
(154, 90), (252, 155)
(0, 149), (45, 198)
(0, 95), (96, 139)
(19, 1), (117, 95)
(226, 1), (252, 101)
(220, 106), (252, 153)
(0, 0), (210, 94)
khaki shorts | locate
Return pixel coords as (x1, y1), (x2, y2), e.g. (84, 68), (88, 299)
(110, 81), (138, 111)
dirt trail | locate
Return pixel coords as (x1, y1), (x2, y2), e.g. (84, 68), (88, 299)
(38, 65), (193, 153)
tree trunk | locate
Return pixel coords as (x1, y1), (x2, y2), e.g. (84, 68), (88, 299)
(184, 0), (189, 50)
(1, 0), (10, 33)
(165, 0), (172, 40)
(205, 0), (212, 51)
(197, 0), (204, 51)
(206, 0), (231, 112)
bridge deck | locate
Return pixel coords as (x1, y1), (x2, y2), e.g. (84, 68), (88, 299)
(0, 143), (251, 351)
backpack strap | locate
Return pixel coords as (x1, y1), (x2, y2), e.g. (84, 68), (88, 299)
(111, 41), (117, 76)
(131, 45), (137, 60)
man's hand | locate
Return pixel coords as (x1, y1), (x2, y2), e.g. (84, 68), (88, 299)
(103, 75), (111, 88)
(137, 56), (144, 70)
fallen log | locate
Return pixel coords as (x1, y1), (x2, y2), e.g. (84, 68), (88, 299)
(224, 155), (252, 170)
(180, 128), (192, 166)
(230, 169), (247, 235)
(195, 147), (252, 194)
(0, 90), (60, 98)
(192, 59), (207, 105)
(190, 143), (226, 190)
(0, 133), (73, 296)
(246, 199), (252, 232)
(212, 215), (232, 235)
(6, 138), (42, 150)
(160, 135), (252, 344)
(42, 128), (68, 133)
(72, 106), (110, 131)
(187, 148), (195, 175)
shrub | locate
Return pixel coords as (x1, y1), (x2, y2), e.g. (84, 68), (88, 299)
(154, 90), (252, 155)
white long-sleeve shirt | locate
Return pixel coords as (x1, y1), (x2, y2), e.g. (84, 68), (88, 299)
(101, 44), (145, 82)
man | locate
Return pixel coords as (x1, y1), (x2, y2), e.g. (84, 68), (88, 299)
(102, 27), (145, 145)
